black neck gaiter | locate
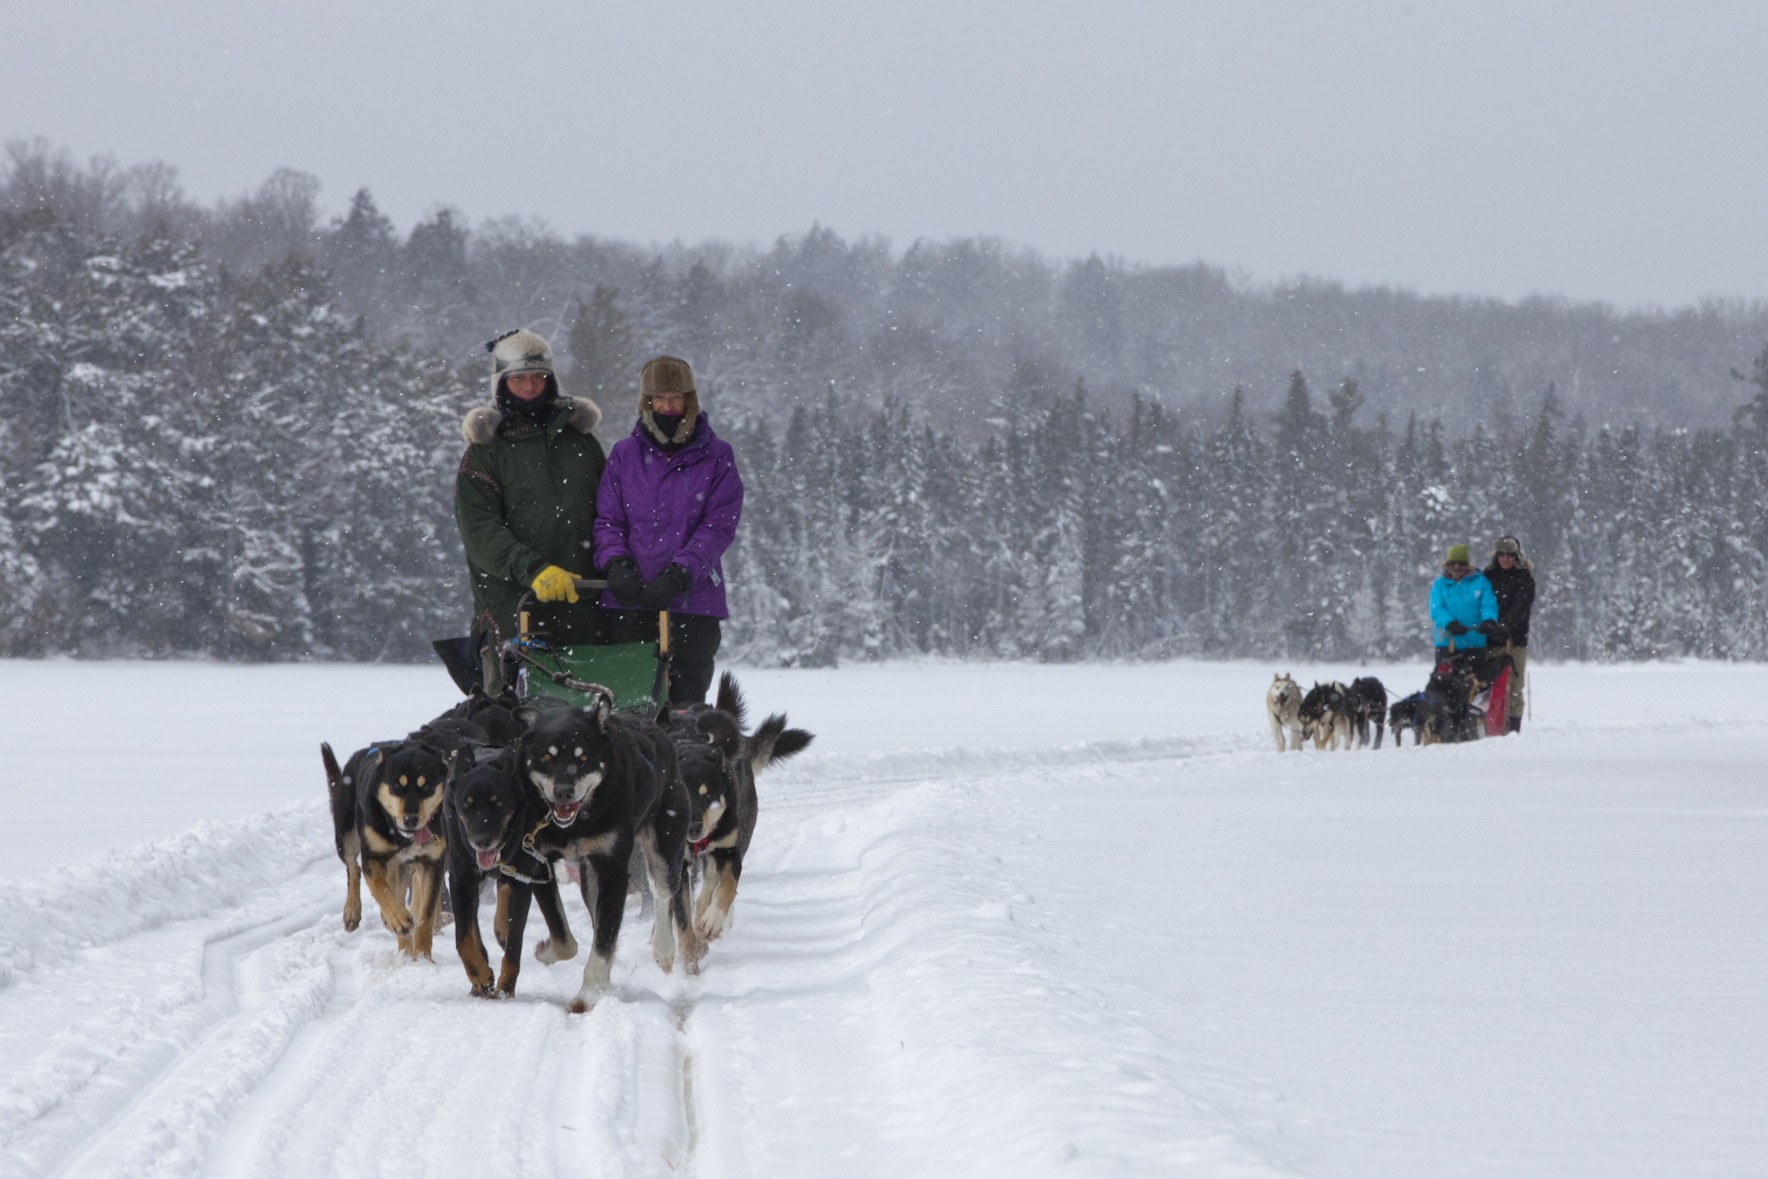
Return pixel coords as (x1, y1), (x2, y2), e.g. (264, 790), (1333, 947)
(498, 385), (560, 425)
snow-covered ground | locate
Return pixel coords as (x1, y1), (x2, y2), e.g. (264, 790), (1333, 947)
(1, 657), (1764, 1178)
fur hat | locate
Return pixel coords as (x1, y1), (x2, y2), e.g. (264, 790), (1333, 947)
(638, 354), (701, 446)
(1444, 543), (1471, 566)
(486, 328), (558, 400)
(1493, 535), (1522, 557)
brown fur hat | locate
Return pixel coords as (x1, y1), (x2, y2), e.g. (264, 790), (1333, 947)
(638, 354), (701, 446)
(1488, 534), (1533, 572)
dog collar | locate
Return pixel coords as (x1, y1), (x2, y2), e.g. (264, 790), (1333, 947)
(688, 836), (711, 857)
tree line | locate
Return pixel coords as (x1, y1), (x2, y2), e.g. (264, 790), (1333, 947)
(3, 144), (1767, 665)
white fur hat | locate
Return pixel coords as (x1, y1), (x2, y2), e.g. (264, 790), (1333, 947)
(486, 328), (557, 398)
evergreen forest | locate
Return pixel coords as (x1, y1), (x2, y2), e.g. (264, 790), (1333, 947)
(3, 144), (1766, 665)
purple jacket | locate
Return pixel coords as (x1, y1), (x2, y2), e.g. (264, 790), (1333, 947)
(593, 415), (743, 618)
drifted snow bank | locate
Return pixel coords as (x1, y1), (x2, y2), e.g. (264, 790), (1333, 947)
(0, 803), (328, 985)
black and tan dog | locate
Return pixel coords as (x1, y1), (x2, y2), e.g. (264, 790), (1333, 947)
(666, 673), (813, 943)
(322, 737), (450, 958)
(517, 693), (703, 1012)
(441, 747), (577, 997)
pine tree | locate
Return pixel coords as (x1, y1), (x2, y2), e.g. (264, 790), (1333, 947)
(566, 286), (637, 409)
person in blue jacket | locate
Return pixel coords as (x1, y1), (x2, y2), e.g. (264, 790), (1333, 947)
(1429, 543), (1501, 656)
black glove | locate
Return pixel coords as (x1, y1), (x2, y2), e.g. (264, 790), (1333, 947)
(637, 563), (692, 611)
(604, 558), (644, 606)
(1444, 621), (1469, 636)
(1477, 620), (1509, 642)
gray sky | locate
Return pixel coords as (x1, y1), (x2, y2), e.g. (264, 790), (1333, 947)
(6, 0), (1765, 309)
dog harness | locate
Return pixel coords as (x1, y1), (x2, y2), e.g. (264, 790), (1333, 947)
(491, 815), (557, 883)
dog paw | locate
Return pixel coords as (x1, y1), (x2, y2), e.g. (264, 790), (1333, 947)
(680, 934), (707, 974)
(534, 936), (578, 965)
(567, 994), (594, 1015)
(381, 907), (415, 937)
(471, 983), (497, 999)
(342, 909), (361, 933)
(696, 906), (730, 942)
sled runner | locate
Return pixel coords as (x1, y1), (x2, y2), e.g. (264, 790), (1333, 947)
(434, 579), (671, 710)
(1481, 658), (1512, 737)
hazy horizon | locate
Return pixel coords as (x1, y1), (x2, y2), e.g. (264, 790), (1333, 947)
(6, 0), (1767, 310)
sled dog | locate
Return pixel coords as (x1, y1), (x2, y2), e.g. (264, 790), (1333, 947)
(440, 747), (575, 997)
(665, 673), (813, 942)
(1388, 694), (1428, 747)
(1299, 681), (1354, 750)
(1346, 676), (1389, 749)
(516, 693), (703, 1012)
(1266, 673), (1305, 751)
(322, 738), (449, 958)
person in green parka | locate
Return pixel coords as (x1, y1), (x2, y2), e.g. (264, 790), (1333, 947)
(454, 328), (607, 692)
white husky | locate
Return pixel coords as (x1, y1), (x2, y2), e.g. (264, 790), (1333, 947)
(1266, 673), (1305, 751)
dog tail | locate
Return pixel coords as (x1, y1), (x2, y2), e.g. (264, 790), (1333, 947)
(321, 742), (356, 863)
(746, 714), (814, 772)
(714, 671), (749, 731)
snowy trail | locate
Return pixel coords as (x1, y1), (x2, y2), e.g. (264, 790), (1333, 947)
(0, 734), (1287, 1179)
(2, 660), (1766, 1177)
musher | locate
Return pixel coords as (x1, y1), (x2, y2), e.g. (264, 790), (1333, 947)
(454, 328), (608, 693)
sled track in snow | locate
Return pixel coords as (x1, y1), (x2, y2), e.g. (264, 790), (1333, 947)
(10, 721), (1636, 1177)
(0, 861), (339, 1179)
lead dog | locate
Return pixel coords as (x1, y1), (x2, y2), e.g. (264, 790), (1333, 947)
(1266, 673), (1305, 751)
(666, 673), (813, 942)
(517, 693), (703, 1012)
(441, 747), (576, 997)
(322, 738), (450, 958)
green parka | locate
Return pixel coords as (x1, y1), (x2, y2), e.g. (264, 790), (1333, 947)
(454, 395), (607, 670)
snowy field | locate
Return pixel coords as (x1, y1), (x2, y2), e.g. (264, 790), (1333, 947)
(1, 657), (1765, 1178)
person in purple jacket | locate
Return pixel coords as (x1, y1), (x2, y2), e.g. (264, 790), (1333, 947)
(594, 355), (744, 704)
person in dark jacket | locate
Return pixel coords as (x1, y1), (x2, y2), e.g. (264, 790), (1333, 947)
(1483, 534), (1536, 733)
(455, 329), (607, 693)
(594, 355), (743, 705)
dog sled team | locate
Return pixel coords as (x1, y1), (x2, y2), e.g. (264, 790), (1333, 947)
(322, 336), (816, 1012)
(1268, 536), (1537, 750)
(322, 671), (811, 1012)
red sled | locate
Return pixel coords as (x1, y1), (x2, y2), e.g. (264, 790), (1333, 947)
(1482, 663), (1511, 737)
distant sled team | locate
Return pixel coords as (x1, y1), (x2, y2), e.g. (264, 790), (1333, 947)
(1268, 659), (1520, 752)
(321, 672), (812, 1011)
(1268, 535), (1536, 750)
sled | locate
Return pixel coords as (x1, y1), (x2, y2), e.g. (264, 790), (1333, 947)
(434, 578), (672, 711)
(1416, 638), (1512, 745)
(1481, 661), (1511, 737)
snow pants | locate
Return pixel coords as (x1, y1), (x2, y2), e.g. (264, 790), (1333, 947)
(1507, 646), (1528, 722)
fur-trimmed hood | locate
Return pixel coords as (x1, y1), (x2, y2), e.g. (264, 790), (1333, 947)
(461, 396), (603, 445)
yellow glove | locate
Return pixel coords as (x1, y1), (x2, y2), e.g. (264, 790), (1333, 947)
(531, 565), (581, 604)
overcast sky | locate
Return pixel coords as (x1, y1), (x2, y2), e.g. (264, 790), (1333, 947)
(5, 0), (1765, 309)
